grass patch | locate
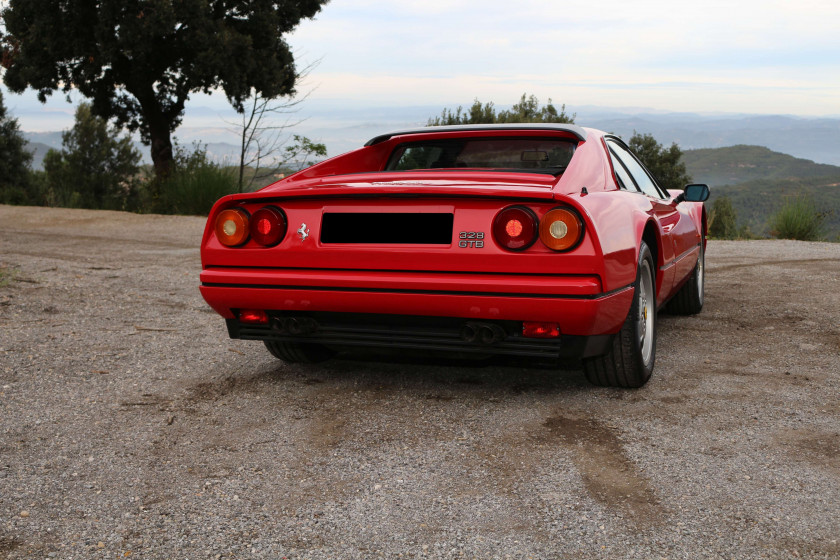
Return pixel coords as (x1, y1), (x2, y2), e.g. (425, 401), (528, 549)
(0, 265), (18, 288)
(153, 143), (239, 216)
(770, 195), (829, 241)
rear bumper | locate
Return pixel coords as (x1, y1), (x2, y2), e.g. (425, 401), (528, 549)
(226, 312), (614, 360)
(199, 266), (633, 337)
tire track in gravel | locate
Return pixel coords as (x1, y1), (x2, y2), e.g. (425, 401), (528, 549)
(539, 413), (664, 528)
(709, 258), (840, 273)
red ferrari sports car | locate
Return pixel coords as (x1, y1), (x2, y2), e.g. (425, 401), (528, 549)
(200, 124), (709, 388)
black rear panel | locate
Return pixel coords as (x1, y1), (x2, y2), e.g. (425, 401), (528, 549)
(320, 213), (454, 244)
(226, 311), (613, 361)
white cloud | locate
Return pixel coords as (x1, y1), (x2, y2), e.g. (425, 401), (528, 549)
(288, 0), (840, 115)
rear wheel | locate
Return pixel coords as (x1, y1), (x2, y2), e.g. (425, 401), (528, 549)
(668, 242), (704, 315)
(583, 241), (656, 388)
(264, 340), (336, 363)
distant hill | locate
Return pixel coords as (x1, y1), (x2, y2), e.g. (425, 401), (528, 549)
(678, 145), (840, 240)
(683, 145), (840, 188)
(707, 176), (840, 241)
(25, 142), (54, 170)
(584, 111), (840, 166)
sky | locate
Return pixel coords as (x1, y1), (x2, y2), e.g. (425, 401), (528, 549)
(2, 0), (839, 135)
(284, 0), (840, 115)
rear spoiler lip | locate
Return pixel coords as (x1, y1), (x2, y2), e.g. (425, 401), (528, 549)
(364, 124), (589, 146)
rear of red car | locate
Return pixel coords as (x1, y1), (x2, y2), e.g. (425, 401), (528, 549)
(199, 125), (634, 363)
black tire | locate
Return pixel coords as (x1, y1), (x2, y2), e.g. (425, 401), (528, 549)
(668, 242), (704, 315)
(583, 241), (656, 388)
(264, 340), (336, 363)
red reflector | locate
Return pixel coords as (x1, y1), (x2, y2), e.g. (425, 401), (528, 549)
(250, 206), (287, 247)
(505, 219), (523, 237)
(492, 206), (538, 251)
(239, 310), (269, 324)
(256, 218), (272, 236)
(522, 321), (560, 338)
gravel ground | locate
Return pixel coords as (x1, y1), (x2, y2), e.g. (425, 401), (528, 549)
(1, 204), (839, 559)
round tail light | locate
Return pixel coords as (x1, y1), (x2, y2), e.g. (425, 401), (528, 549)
(539, 207), (583, 251)
(250, 206), (287, 246)
(215, 208), (250, 247)
(492, 206), (538, 251)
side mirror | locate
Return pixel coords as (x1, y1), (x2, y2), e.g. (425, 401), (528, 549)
(683, 184), (710, 202)
(673, 183), (710, 204)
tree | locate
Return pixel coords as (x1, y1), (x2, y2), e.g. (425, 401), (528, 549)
(0, 89), (33, 203)
(282, 134), (327, 169)
(709, 196), (738, 239)
(43, 103), (141, 210)
(628, 132), (692, 191)
(429, 94), (575, 126)
(1, 0), (328, 180)
(231, 83), (326, 192)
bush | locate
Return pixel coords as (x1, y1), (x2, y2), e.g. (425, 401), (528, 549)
(770, 195), (828, 241)
(154, 143), (238, 216)
(42, 103), (142, 211)
(709, 196), (738, 239)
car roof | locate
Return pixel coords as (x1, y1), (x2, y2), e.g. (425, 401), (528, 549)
(364, 123), (589, 146)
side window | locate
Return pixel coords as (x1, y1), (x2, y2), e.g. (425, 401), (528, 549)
(607, 139), (666, 199)
(607, 144), (638, 192)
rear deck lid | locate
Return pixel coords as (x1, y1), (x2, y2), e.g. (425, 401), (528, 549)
(254, 171), (560, 200)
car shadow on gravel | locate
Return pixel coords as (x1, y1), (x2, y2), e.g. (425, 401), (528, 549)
(183, 344), (598, 403)
(275, 351), (592, 393)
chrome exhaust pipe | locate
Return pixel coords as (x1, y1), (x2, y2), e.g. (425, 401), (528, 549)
(461, 322), (506, 346)
(461, 322), (480, 343)
(480, 324), (506, 345)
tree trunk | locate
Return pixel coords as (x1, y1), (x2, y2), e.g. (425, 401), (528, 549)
(133, 86), (176, 184)
(148, 119), (174, 181)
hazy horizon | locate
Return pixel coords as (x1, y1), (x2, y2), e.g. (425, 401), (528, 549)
(4, 0), (838, 164)
(15, 95), (840, 168)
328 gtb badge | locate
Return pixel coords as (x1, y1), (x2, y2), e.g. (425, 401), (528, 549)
(458, 231), (485, 248)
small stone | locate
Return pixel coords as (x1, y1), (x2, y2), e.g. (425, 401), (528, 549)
(19, 510), (29, 518)
(97, 542), (105, 549)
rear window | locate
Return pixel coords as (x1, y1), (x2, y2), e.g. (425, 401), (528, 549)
(386, 137), (576, 175)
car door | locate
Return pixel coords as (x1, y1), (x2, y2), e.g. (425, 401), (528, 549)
(605, 138), (695, 304)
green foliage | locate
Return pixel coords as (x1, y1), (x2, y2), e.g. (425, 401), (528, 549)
(628, 132), (692, 191)
(707, 176), (840, 241)
(0, 264), (19, 288)
(708, 196), (738, 239)
(42, 103), (142, 210)
(284, 134), (328, 168)
(154, 143), (238, 216)
(682, 145), (840, 188)
(429, 94), (575, 126)
(769, 194), (828, 241)
(1, 0), (328, 178)
(0, 90), (34, 204)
